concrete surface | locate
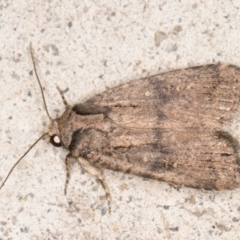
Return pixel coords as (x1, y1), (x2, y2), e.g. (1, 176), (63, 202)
(0, 0), (240, 239)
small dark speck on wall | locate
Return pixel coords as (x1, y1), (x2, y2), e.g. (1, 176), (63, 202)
(20, 226), (29, 233)
(67, 199), (73, 205)
(169, 227), (179, 232)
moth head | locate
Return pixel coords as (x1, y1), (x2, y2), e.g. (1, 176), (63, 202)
(48, 120), (62, 147)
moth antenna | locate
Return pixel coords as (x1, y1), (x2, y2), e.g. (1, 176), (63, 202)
(0, 133), (48, 191)
(30, 43), (52, 120)
(56, 85), (69, 107)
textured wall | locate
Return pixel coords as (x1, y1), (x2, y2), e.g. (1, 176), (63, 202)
(0, 1), (240, 239)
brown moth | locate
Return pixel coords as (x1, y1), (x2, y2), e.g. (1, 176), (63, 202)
(1, 48), (240, 212)
(49, 64), (240, 193)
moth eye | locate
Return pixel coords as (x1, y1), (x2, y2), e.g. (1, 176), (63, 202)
(50, 134), (62, 147)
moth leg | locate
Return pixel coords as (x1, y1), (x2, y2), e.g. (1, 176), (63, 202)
(56, 86), (69, 107)
(64, 154), (72, 195)
(77, 157), (111, 213)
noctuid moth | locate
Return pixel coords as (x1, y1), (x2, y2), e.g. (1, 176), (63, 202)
(1, 46), (240, 212)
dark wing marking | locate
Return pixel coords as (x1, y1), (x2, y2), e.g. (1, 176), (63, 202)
(72, 103), (109, 116)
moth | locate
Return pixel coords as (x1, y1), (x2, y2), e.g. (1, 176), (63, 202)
(1, 47), (240, 212)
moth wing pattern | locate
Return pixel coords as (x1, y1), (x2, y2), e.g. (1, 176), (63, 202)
(59, 64), (240, 191)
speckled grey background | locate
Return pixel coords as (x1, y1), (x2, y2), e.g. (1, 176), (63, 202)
(1, 0), (240, 239)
